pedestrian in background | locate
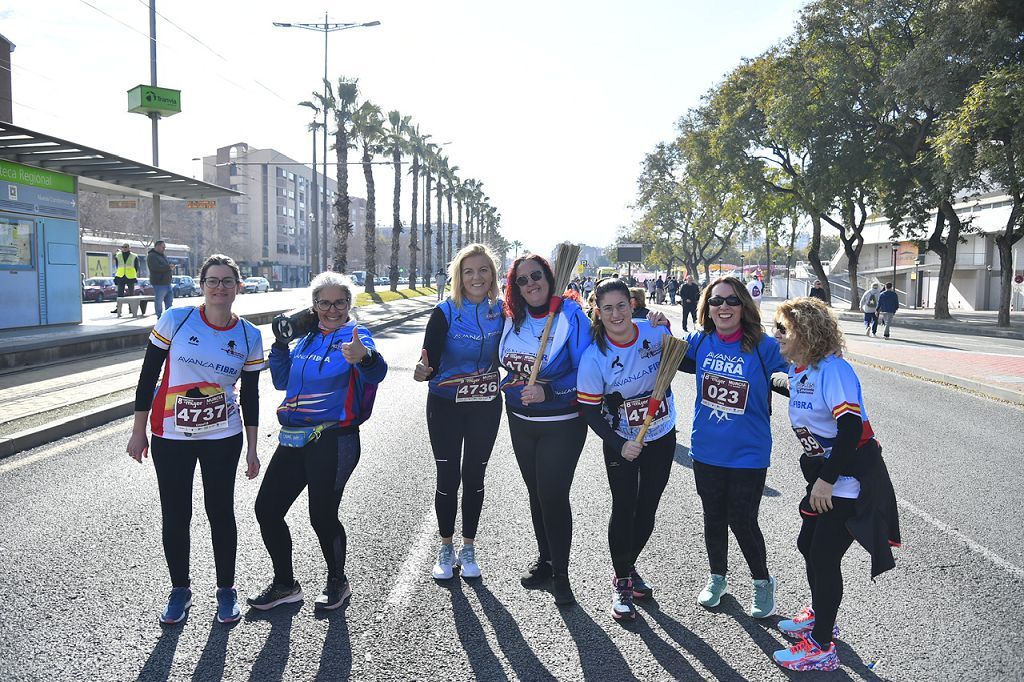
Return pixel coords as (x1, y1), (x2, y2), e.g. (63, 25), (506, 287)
(127, 254), (264, 625)
(435, 268), (447, 302)
(771, 298), (900, 672)
(859, 283), (881, 336)
(147, 240), (174, 319)
(877, 283), (900, 339)
(414, 244), (504, 581)
(250, 272), (387, 613)
(655, 275), (666, 304)
(682, 276), (788, 619)
(499, 253), (592, 605)
(667, 276), (679, 305)
(746, 275), (763, 309)
(630, 287), (650, 319)
(680, 275), (700, 331)
(809, 279), (828, 303)
(112, 242), (140, 308)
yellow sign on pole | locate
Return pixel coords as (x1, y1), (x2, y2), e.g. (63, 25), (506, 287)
(576, 263), (585, 274)
(86, 253), (111, 278)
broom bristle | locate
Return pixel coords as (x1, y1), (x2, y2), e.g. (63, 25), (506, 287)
(652, 335), (688, 399)
(552, 242), (582, 296)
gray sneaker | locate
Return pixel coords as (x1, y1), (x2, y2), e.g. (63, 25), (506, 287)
(751, 576), (777, 618)
(458, 545), (481, 579)
(432, 543), (455, 580)
(697, 574), (728, 608)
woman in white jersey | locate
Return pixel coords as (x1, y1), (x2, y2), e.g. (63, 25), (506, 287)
(127, 254), (265, 625)
(770, 298), (900, 672)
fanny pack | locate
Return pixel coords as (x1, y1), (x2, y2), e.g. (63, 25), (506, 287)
(278, 422), (333, 448)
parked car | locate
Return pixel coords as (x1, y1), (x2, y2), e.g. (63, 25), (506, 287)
(242, 276), (270, 293)
(172, 275), (200, 297)
(83, 277), (117, 302)
(348, 270), (367, 286)
(135, 278), (155, 296)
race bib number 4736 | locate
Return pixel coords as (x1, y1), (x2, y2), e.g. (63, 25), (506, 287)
(456, 372), (500, 403)
(175, 392), (228, 434)
(700, 372), (749, 415)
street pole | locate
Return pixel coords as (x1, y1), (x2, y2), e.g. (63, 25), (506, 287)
(892, 243), (898, 288)
(149, 0), (161, 241)
(309, 123), (319, 280)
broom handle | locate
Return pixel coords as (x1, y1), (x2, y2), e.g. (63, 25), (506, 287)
(635, 413), (654, 443)
(527, 312), (556, 386)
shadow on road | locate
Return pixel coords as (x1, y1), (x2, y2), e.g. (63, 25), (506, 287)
(314, 603), (352, 681)
(636, 600), (744, 681)
(557, 603), (636, 681)
(191, 619), (236, 682)
(136, 623), (184, 682)
(245, 601), (303, 682)
(468, 580), (557, 681)
(441, 577), (507, 679)
(672, 444), (781, 497)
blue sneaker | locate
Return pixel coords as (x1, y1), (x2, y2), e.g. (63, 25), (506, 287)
(779, 606), (840, 639)
(159, 586), (192, 624)
(216, 587), (241, 623)
(773, 635), (840, 671)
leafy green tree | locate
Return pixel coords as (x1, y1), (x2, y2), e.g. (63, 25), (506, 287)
(326, 77), (360, 274)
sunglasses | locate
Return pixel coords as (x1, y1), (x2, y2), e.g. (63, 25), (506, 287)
(515, 271), (544, 287)
(708, 295), (741, 307)
(775, 322), (787, 334)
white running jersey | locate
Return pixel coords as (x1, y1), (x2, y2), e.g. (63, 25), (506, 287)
(148, 306), (266, 440)
(787, 354), (875, 499)
(577, 321), (677, 442)
(747, 279), (763, 306)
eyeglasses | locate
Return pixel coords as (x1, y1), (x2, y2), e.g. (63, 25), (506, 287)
(202, 277), (238, 288)
(774, 322), (788, 334)
(314, 299), (350, 311)
(708, 295), (741, 307)
(515, 271), (544, 287)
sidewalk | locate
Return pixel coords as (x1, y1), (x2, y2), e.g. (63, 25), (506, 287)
(830, 305), (1024, 341)
(0, 294), (436, 459)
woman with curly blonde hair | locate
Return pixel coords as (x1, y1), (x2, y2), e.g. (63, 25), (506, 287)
(770, 298), (900, 672)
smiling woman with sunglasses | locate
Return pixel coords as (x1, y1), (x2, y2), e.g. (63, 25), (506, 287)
(499, 253), (593, 605)
(679, 276), (789, 619)
(248, 271), (388, 614)
(127, 254), (265, 625)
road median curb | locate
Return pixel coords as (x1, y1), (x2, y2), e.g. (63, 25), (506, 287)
(0, 305), (432, 461)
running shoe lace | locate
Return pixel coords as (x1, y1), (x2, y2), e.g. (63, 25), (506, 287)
(793, 606), (814, 624)
(462, 546), (475, 564)
(790, 637), (818, 655)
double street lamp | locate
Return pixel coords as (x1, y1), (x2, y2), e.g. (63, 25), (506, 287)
(273, 16), (380, 274)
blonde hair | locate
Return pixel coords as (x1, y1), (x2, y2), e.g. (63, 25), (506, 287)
(448, 243), (500, 307)
(774, 297), (845, 367)
(629, 287), (647, 308)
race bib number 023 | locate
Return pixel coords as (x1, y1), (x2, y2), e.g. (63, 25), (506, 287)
(623, 395), (669, 428)
(175, 392), (228, 434)
(700, 372), (749, 415)
(456, 372), (500, 403)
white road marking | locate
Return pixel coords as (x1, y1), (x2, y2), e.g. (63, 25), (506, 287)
(385, 512), (436, 609)
(896, 496), (1024, 580)
(0, 421), (128, 475)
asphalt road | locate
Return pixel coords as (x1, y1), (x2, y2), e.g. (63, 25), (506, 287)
(0, 315), (1021, 681)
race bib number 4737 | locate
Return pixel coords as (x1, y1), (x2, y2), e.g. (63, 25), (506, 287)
(175, 392), (228, 434)
(700, 372), (749, 415)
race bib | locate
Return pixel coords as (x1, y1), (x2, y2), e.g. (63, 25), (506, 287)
(700, 372), (749, 414)
(793, 426), (827, 457)
(622, 395), (669, 428)
(503, 352), (536, 378)
(455, 372), (500, 403)
(175, 392), (229, 434)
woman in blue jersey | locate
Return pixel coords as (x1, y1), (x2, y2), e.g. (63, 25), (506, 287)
(413, 243), (504, 581)
(684, 276), (788, 619)
(128, 254), (265, 625)
(500, 253), (592, 605)
(248, 272), (388, 613)
(577, 278), (679, 621)
(771, 298), (900, 672)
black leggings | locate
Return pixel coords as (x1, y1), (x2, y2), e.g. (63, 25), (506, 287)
(254, 430), (361, 584)
(151, 433), (243, 589)
(426, 393), (502, 539)
(797, 498), (856, 646)
(605, 429), (676, 577)
(692, 459), (769, 580)
(508, 412), (587, 576)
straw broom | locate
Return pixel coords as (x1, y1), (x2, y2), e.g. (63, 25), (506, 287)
(635, 334), (689, 442)
(527, 242), (582, 386)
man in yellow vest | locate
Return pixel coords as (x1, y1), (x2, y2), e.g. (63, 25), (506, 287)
(113, 242), (140, 299)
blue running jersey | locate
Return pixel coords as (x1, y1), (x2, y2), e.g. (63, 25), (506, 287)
(428, 297), (505, 401)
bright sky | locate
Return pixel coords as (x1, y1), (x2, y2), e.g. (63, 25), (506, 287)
(3, 0), (807, 256)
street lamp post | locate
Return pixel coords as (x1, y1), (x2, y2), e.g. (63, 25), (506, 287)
(273, 15), (380, 273)
(891, 242), (898, 288)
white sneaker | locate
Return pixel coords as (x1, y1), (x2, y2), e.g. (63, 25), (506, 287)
(458, 545), (481, 578)
(432, 543), (455, 580)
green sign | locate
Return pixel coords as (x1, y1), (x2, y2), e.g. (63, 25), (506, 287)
(0, 159), (76, 193)
(127, 85), (182, 117)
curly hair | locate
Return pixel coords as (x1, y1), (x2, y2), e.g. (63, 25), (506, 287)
(774, 297), (845, 367)
(504, 253), (556, 331)
(697, 276), (764, 353)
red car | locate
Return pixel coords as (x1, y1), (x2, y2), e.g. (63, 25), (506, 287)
(83, 277), (118, 302)
(135, 278), (156, 296)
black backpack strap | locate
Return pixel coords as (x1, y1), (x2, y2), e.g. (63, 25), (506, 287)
(168, 307), (196, 344)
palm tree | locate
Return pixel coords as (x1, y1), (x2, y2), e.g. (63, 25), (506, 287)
(422, 142), (439, 286)
(511, 239), (523, 258)
(383, 111), (411, 292)
(455, 179), (469, 250)
(352, 100), (384, 293)
(406, 125), (429, 289)
(327, 77), (360, 274)
(435, 154), (447, 272)
(444, 164), (459, 261)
